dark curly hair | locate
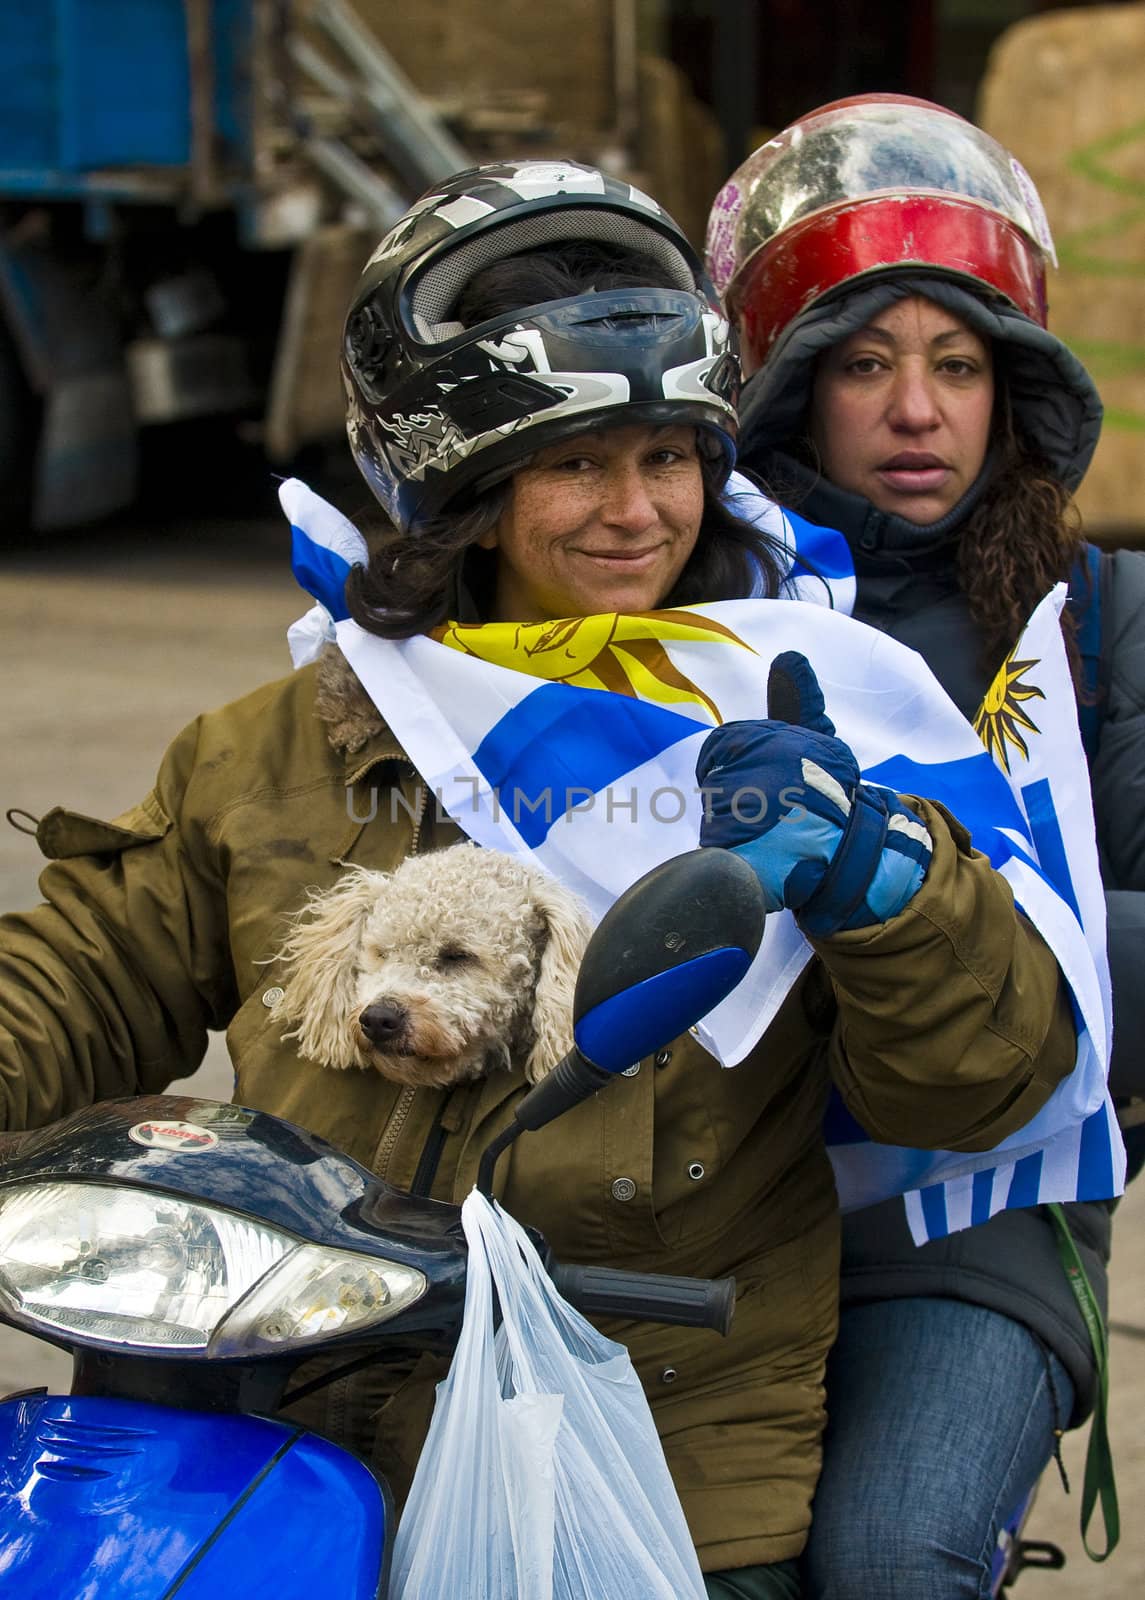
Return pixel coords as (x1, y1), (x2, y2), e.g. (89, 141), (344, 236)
(347, 243), (786, 639)
(956, 401), (1086, 672)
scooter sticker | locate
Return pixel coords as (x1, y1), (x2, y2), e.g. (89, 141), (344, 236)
(128, 1120), (220, 1153)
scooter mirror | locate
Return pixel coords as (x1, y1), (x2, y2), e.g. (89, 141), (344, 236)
(477, 849), (765, 1192)
(570, 846), (766, 1071)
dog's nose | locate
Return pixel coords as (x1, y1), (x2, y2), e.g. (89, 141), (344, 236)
(359, 1000), (408, 1045)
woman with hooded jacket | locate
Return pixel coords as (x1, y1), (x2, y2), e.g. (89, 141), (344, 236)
(707, 94), (1145, 1598)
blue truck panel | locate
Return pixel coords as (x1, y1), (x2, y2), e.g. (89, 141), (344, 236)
(0, 1), (255, 191)
(0, 10), (60, 169)
(4, 3), (190, 174)
(57, 0), (191, 169)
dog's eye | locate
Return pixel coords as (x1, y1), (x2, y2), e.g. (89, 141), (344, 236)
(436, 944), (477, 970)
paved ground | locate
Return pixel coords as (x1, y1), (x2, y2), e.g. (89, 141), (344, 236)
(1, 495), (1142, 1594)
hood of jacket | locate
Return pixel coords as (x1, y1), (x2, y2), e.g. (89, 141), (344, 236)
(739, 273), (1103, 493)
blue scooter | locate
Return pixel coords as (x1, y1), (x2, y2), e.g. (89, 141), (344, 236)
(0, 849), (764, 1598)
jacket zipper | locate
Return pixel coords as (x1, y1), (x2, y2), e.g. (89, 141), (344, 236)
(374, 1085), (416, 1179)
(374, 1093), (448, 1194)
(344, 744), (406, 788)
(409, 775), (430, 856)
(368, 775), (436, 1185)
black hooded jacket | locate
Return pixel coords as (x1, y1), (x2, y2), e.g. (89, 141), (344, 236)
(736, 444), (1145, 1425)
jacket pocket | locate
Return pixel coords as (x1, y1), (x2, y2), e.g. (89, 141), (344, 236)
(33, 793), (172, 860)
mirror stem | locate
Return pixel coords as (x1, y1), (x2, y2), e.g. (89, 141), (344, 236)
(476, 1122), (521, 1199)
(476, 1048), (615, 1197)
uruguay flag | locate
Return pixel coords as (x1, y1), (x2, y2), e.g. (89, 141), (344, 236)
(282, 481), (369, 668)
(282, 479), (1122, 1241)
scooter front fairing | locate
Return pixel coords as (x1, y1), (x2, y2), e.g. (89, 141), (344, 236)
(0, 1392), (389, 1598)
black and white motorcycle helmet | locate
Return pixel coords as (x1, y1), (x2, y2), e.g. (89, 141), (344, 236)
(342, 160), (739, 530)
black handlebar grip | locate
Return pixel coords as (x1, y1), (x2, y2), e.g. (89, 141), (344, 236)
(550, 1263), (736, 1335)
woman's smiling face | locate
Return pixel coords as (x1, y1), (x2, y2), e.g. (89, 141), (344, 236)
(480, 423), (705, 622)
(809, 295), (995, 524)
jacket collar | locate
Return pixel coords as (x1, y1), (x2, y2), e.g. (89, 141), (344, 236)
(328, 552), (487, 781)
(764, 447), (995, 563)
(314, 644), (410, 781)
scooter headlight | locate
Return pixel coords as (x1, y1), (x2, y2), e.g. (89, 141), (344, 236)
(0, 1182), (426, 1355)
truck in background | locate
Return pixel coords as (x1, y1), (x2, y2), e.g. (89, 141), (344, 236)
(0, 0), (470, 533)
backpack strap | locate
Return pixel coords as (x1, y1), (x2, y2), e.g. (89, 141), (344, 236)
(1048, 1203), (1120, 1561)
(1067, 545), (1109, 767)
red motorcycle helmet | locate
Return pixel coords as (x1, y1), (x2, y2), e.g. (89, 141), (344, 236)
(706, 94), (1059, 376)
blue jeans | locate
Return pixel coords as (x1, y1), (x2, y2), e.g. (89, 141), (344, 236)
(802, 1298), (1074, 1599)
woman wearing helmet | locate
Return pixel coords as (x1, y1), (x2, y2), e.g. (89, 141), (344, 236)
(0, 159), (1082, 1597)
(708, 96), (1145, 1597)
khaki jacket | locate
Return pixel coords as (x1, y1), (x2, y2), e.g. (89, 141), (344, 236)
(0, 655), (1076, 1568)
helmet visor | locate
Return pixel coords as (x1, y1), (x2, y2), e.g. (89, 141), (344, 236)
(712, 101), (1056, 300)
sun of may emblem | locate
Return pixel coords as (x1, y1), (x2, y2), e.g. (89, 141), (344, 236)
(974, 648), (1046, 773)
(435, 609), (754, 722)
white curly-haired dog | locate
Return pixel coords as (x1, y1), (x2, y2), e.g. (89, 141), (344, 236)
(272, 843), (593, 1089)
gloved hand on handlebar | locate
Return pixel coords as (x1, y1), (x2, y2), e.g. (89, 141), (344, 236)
(696, 651), (933, 937)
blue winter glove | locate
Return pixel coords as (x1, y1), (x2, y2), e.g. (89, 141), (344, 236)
(697, 652), (933, 936)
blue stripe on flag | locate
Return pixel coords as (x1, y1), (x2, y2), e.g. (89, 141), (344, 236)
(1007, 1151), (1044, 1210)
(291, 525), (354, 621)
(1021, 777), (1080, 920)
(864, 752), (1030, 865)
(1077, 1108), (1115, 1201)
(472, 683), (706, 848)
(785, 509), (855, 581)
(876, 763), (1091, 1043)
(869, 768), (1087, 1044)
(920, 1182), (948, 1239)
(971, 1168), (995, 1227)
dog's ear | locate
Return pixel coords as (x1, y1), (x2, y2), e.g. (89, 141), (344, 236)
(523, 874), (593, 1084)
(272, 868), (384, 1068)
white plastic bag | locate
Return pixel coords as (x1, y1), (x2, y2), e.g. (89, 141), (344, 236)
(389, 1189), (708, 1600)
